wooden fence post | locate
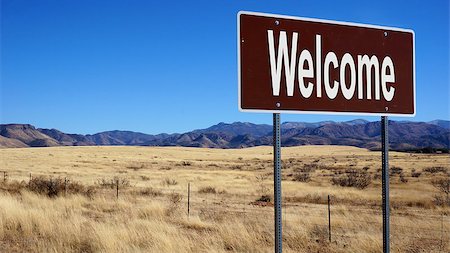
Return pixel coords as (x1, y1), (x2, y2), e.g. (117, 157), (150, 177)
(64, 177), (68, 197)
(116, 179), (119, 199)
(328, 195), (332, 242)
(187, 182), (191, 218)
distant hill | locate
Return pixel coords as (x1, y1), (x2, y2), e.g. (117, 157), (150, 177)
(0, 124), (59, 147)
(1, 119), (449, 151)
(0, 135), (28, 148)
(84, 131), (172, 145)
(428, 120), (450, 129)
(193, 122), (272, 137)
(38, 128), (95, 146)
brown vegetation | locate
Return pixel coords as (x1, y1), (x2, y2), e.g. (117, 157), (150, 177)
(0, 145), (448, 252)
(331, 169), (372, 189)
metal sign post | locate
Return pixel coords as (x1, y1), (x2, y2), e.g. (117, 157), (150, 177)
(273, 113), (282, 253)
(381, 116), (390, 253)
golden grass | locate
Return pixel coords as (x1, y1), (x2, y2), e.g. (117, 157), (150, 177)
(0, 145), (449, 252)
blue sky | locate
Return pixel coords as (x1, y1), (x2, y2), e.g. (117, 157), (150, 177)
(1, 0), (449, 134)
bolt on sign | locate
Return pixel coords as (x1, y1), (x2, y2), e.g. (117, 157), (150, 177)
(238, 11), (415, 116)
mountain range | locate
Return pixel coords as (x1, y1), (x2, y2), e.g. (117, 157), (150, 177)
(0, 120), (449, 151)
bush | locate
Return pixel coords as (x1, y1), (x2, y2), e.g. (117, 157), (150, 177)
(0, 180), (27, 195)
(255, 174), (269, 195)
(27, 176), (85, 197)
(198, 186), (217, 194)
(331, 169), (371, 189)
(424, 167), (448, 174)
(230, 165), (242, 170)
(295, 163), (319, 173)
(140, 175), (151, 181)
(399, 173), (408, 183)
(162, 178), (178, 186)
(432, 178), (450, 194)
(431, 178), (450, 206)
(84, 186), (97, 199)
(97, 177), (130, 189)
(256, 195), (271, 203)
(139, 187), (162, 197)
(168, 192), (183, 204)
(309, 225), (329, 243)
(293, 172), (311, 182)
(433, 194), (448, 206)
(177, 161), (192, 166)
(127, 164), (145, 171)
(165, 192), (183, 216)
(411, 171), (422, 178)
(390, 166), (403, 176)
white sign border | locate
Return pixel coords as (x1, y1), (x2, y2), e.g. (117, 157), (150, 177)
(237, 11), (416, 117)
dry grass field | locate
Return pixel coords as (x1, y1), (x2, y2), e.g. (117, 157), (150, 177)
(0, 145), (449, 252)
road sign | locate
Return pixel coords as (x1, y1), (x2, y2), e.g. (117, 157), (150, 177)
(238, 11), (415, 116)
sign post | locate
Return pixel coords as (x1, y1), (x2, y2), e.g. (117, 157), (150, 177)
(273, 113), (282, 253)
(237, 11), (414, 253)
(381, 116), (390, 252)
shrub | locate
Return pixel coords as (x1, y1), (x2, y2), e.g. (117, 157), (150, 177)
(140, 175), (151, 181)
(432, 178), (450, 194)
(198, 186), (217, 194)
(0, 180), (27, 195)
(255, 174), (269, 195)
(162, 178), (178, 186)
(27, 176), (85, 197)
(431, 178), (450, 206)
(165, 192), (183, 217)
(433, 194), (448, 206)
(230, 165), (242, 170)
(217, 189), (227, 194)
(293, 172), (311, 182)
(97, 177), (130, 189)
(178, 161), (192, 166)
(256, 195), (271, 202)
(390, 166), (403, 176)
(295, 163), (319, 173)
(168, 192), (183, 204)
(127, 164), (145, 171)
(309, 225), (329, 243)
(399, 173), (408, 183)
(411, 171), (422, 178)
(331, 169), (371, 189)
(139, 187), (162, 197)
(84, 186), (97, 199)
(424, 167), (448, 174)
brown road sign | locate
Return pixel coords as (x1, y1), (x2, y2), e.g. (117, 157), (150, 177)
(238, 11), (415, 116)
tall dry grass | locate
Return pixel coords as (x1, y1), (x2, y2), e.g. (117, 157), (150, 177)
(0, 146), (448, 252)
